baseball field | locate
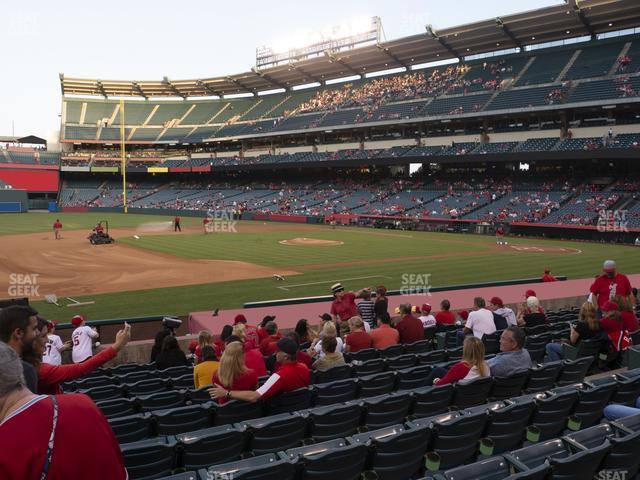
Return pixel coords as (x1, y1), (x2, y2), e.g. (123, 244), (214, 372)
(1, 212), (638, 321)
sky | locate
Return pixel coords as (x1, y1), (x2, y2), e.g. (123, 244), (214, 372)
(0, 0), (563, 143)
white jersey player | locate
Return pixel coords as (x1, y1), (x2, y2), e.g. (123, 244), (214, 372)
(71, 315), (99, 363)
(42, 322), (71, 366)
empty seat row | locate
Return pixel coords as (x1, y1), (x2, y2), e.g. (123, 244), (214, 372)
(120, 377), (640, 480)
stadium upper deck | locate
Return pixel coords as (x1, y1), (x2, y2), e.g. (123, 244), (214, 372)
(60, 0), (640, 146)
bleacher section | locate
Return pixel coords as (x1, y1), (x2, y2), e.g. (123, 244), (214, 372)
(61, 35), (640, 145)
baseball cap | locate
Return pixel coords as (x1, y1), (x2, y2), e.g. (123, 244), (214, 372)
(458, 310), (469, 321)
(602, 300), (619, 312)
(331, 283), (344, 294)
(276, 337), (298, 356)
(490, 297), (504, 307)
(47, 321), (57, 331)
(524, 289), (536, 298)
(421, 303), (432, 313)
(71, 315), (85, 327)
(234, 314), (247, 325)
(262, 315), (276, 323)
(603, 260), (617, 272)
(319, 313), (332, 322)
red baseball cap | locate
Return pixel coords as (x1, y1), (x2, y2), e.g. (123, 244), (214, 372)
(47, 321), (57, 331)
(458, 310), (469, 320)
(421, 303), (432, 313)
(602, 300), (619, 312)
(525, 289), (536, 298)
(490, 297), (504, 307)
(234, 314), (247, 325)
(71, 315), (85, 327)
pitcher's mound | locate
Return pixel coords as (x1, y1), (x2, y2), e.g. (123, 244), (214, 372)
(279, 237), (344, 246)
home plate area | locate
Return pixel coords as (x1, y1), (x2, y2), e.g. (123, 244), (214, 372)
(509, 245), (582, 254)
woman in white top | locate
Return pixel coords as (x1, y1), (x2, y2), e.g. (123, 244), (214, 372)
(309, 321), (344, 358)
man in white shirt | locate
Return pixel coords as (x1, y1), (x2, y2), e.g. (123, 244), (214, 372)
(71, 315), (99, 363)
(42, 321), (71, 366)
(464, 297), (496, 339)
(418, 303), (437, 328)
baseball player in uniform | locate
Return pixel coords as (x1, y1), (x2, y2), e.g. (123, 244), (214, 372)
(53, 219), (62, 240)
(71, 315), (99, 363)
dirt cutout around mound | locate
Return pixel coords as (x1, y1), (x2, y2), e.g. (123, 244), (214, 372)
(279, 237), (344, 246)
(508, 245), (582, 255)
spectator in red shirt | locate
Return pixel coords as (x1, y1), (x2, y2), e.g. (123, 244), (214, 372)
(259, 321), (282, 356)
(0, 343), (128, 480)
(345, 316), (372, 353)
(369, 313), (400, 349)
(590, 260), (633, 311)
(435, 299), (456, 325)
(210, 341), (259, 404)
(257, 315), (276, 343)
(541, 268), (557, 282)
(330, 283), (368, 323)
(396, 304), (425, 344)
(273, 332), (313, 369)
(233, 314), (260, 350)
(213, 325), (233, 359)
(24, 317), (131, 395)
(209, 338), (310, 403)
(617, 296), (639, 332)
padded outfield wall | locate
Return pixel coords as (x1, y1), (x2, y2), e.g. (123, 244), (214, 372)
(0, 189), (28, 213)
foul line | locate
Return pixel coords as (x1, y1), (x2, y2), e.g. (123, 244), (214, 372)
(276, 275), (392, 291)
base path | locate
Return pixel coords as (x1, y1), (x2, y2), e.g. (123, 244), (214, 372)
(189, 274), (640, 335)
(0, 229), (299, 298)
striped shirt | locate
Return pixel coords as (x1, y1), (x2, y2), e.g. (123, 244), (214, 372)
(357, 300), (376, 325)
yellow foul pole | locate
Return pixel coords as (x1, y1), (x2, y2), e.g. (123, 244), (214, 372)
(120, 99), (127, 213)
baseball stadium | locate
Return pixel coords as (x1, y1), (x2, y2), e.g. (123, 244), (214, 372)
(2, 1), (640, 479)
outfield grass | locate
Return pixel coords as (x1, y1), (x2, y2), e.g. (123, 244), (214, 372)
(2, 213), (638, 320)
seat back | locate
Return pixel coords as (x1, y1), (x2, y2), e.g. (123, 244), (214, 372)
(357, 371), (396, 398)
(549, 440), (610, 480)
(285, 439), (367, 480)
(157, 365), (193, 379)
(452, 377), (493, 408)
(611, 375), (640, 406)
(305, 403), (363, 442)
(599, 430), (640, 478)
(396, 364), (433, 390)
(556, 357), (594, 386)
(445, 346), (463, 361)
(177, 425), (245, 470)
(311, 364), (352, 384)
(137, 390), (186, 412)
(489, 371), (529, 400)
(352, 358), (386, 376)
(213, 399), (263, 426)
(312, 378), (359, 406)
(361, 391), (413, 430)
(379, 344), (405, 358)
(531, 390), (579, 441)
(153, 404), (213, 436)
(125, 378), (169, 397)
(482, 332), (502, 355)
(385, 353), (417, 370)
(120, 437), (176, 480)
(241, 413), (308, 455)
(348, 348), (378, 362)
(79, 384), (124, 402)
(570, 383), (616, 429)
(109, 413), (153, 443)
(439, 455), (510, 480)
(119, 370), (156, 384)
(199, 453), (296, 480)
(483, 400), (536, 454)
(405, 339), (432, 354)
(96, 398), (138, 418)
(524, 361), (563, 393)
(265, 387), (312, 415)
(410, 384), (454, 418)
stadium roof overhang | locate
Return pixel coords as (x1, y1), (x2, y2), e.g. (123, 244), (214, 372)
(60, 0), (640, 99)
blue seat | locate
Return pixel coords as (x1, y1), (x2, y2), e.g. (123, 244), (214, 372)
(212, 398), (263, 426)
(285, 438), (368, 480)
(410, 384), (454, 419)
(301, 403), (362, 442)
(264, 387), (312, 415)
(153, 404), (213, 436)
(96, 398), (138, 418)
(109, 413), (153, 443)
(120, 437), (177, 480)
(357, 391), (413, 430)
(137, 390), (186, 412)
(357, 372), (396, 398)
(312, 378), (359, 406)
(238, 412), (307, 456)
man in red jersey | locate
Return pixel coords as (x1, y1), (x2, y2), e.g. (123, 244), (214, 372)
(435, 299), (456, 325)
(52, 219), (62, 240)
(0, 342), (127, 480)
(591, 260), (633, 311)
(209, 337), (309, 403)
